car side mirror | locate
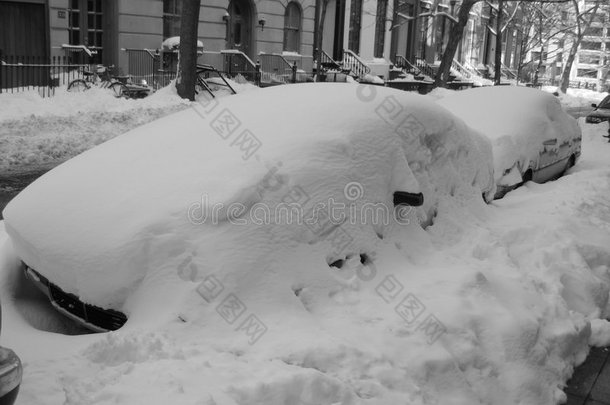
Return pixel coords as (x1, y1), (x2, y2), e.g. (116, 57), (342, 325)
(543, 138), (558, 146)
(592, 103), (598, 108)
(393, 191), (424, 207)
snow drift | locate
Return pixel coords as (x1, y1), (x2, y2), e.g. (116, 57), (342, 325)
(1, 84), (609, 405)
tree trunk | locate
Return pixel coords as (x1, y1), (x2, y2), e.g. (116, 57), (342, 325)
(601, 66), (610, 92)
(516, 28), (529, 84)
(316, 0), (330, 60)
(494, 0), (504, 85)
(559, 41), (578, 93)
(176, 0), (202, 101)
(532, 12), (543, 86)
(434, 0), (476, 88)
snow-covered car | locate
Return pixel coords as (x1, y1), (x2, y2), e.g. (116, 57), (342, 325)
(3, 83), (494, 331)
(437, 86), (582, 199)
(0, 301), (22, 405)
(586, 94), (610, 124)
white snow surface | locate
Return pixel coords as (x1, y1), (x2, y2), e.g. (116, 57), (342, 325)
(1, 85), (610, 405)
(0, 80), (255, 171)
(436, 86), (581, 184)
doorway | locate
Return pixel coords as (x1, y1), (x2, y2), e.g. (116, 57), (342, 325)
(227, 0), (253, 58)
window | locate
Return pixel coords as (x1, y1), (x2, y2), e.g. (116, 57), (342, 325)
(283, 2), (301, 52)
(418, 4), (430, 59)
(68, 0), (103, 63)
(577, 68), (597, 78)
(584, 27), (603, 37)
(581, 41), (602, 50)
(164, 0), (182, 39)
(435, 5), (450, 58)
(579, 54), (600, 64)
(373, 0), (388, 58)
(348, 0), (362, 52)
(591, 14), (605, 24)
(532, 51), (547, 61)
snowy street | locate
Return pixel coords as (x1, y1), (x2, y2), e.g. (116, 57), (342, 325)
(1, 84), (610, 405)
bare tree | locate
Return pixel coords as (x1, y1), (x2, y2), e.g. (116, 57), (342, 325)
(494, 0), (504, 84)
(176, 0), (202, 101)
(558, 0), (602, 93)
(434, 0), (573, 88)
(434, 0), (478, 87)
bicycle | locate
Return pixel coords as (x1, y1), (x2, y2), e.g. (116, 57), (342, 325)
(67, 65), (129, 98)
(195, 64), (236, 98)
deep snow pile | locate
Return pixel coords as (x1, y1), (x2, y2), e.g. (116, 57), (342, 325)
(542, 85), (608, 110)
(0, 80), (256, 171)
(0, 87), (610, 405)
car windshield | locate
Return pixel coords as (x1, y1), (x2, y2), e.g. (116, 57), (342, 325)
(598, 95), (610, 109)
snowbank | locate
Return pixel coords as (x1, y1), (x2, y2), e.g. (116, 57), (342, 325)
(0, 86), (610, 405)
(542, 85), (608, 109)
(0, 80), (256, 171)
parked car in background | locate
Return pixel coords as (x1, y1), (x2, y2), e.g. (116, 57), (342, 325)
(0, 301), (22, 405)
(586, 94), (610, 124)
(437, 86), (582, 199)
(2, 84), (494, 332)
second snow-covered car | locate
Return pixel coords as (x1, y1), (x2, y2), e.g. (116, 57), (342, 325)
(3, 84), (494, 331)
(437, 86), (581, 199)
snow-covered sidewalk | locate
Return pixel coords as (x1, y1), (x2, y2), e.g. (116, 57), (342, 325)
(0, 81), (255, 172)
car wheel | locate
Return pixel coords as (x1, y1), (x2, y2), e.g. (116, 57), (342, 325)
(567, 155), (576, 169)
(522, 169), (533, 184)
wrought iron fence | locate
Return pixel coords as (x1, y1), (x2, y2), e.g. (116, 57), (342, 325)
(259, 53), (299, 84)
(0, 55), (86, 97)
(221, 50), (258, 83)
(123, 48), (175, 90)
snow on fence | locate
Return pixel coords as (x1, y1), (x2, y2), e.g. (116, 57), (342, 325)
(0, 55), (86, 97)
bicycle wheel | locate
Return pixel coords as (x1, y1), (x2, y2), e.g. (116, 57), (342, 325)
(110, 82), (128, 98)
(67, 79), (89, 92)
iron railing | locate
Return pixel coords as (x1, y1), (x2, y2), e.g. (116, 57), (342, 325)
(394, 55), (422, 76)
(415, 58), (436, 79)
(319, 49), (342, 70)
(259, 53), (300, 84)
(122, 48), (175, 90)
(221, 50), (258, 83)
(0, 55), (86, 97)
(342, 49), (371, 79)
(501, 63), (517, 79)
(450, 59), (473, 80)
